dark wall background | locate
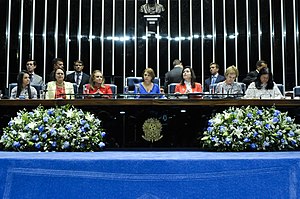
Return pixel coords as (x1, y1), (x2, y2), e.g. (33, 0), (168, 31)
(0, 0), (299, 94)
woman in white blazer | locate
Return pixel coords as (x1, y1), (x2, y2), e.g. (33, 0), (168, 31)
(45, 68), (75, 99)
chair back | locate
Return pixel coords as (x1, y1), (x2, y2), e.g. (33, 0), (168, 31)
(167, 83), (178, 94)
(293, 86), (300, 98)
(8, 83), (17, 97)
(125, 77), (160, 91)
(276, 84), (285, 96)
(105, 84), (117, 98)
(236, 82), (246, 94)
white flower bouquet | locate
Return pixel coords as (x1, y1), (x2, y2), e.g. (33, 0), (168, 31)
(201, 106), (300, 151)
(0, 105), (106, 152)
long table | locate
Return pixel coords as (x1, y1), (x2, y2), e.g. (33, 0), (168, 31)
(1, 99), (300, 149)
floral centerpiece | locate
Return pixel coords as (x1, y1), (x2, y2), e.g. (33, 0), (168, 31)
(0, 105), (106, 152)
(200, 106), (300, 151)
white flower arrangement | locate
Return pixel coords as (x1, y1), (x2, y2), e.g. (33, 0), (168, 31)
(0, 105), (106, 152)
(201, 106), (300, 151)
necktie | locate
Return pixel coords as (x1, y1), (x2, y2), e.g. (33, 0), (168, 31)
(211, 76), (215, 85)
(76, 73), (81, 85)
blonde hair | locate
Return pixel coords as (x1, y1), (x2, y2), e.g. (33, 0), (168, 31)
(225, 65), (239, 77)
(89, 70), (105, 89)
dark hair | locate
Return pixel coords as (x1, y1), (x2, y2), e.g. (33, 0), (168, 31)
(180, 66), (197, 88)
(209, 62), (219, 69)
(256, 60), (267, 68)
(74, 60), (84, 66)
(16, 70), (32, 99)
(52, 67), (66, 81)
(255, 67), (274, 89)
(173, 59), (182, 67)
(26, 59), (37, 66)
(52, 58), (64, 68)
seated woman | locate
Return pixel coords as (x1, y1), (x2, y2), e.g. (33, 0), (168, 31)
(244, 67), (283, 99)
(215, 65), (243, 98)
(45, 68), (75, 99)
(175, 66), (202, 94)
(10, 70), (38, 99)
(84, 70), (112, 98)
(134, 68), (160, 98)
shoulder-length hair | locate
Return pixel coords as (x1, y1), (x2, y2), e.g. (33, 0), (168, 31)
(142, 68), (156, 82)
(255, 67), (274, 89)
(89, 70), (105, 89)
(16, 70), (32, 99)
(52, 67), (66, 81)
(180, 66), (197, 88)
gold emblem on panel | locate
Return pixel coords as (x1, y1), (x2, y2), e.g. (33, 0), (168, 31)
(142, 118), (163, 143)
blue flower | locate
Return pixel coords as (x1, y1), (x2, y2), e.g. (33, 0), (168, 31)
(25, 124), (30, 130)
(84, 123), (90, 129)
(98, 142), (105, 148)
(225, 138), (231, 145)
(286, 117), (292, 123)
(288, 131), (295, 137)
(232, 119), (238, 123)
(62, 141), (70, 149)
(80, 126), (86, 133)
(13, 141), (20, 148)
(257, 110), (263, 115)
(263, 141), (270, 147)
(207, 127), (213, 132)
(80, 119), (87, 125)
(56, 116), (61, 122)
(101, 132), (106, 137)
(8, 120), (14, 126)
(276, 131), (282, 137)
(254, 120), (262, 126)
(43, 117), (49, 123)
(65, 124), (73, 130)
(38, 125), (44, 132)
(28, 112), (34, 116)
(243, 137), (250, 143)
(265, 124), (271, 129)
(272, 117), (279, 123)
(250, 143), (257, 149)
(50, 128), (57, 136)
(219, 126), (225, 132)
(52, 141), (57, 147)
(291, 140), (297, 145)
(281, 139), (286, 143)
(273, 110), (281, 117)
(47, 109), (54, 115)
(253, 131), (258, 137)
(208, 119), (214, 126)
(32, 135), (39, 141)
(35, 142), (41, 149)
(42, 134), (47, 139)
(247, 113), (253, 118)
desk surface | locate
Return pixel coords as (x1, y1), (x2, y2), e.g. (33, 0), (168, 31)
(0, 99), (300, 107)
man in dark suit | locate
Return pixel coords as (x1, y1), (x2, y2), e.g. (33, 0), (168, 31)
(242, 60), (267, 87)
(66, 60), (90, 96)
(164, 59), (183, 93)
(204, 62), (225, 92)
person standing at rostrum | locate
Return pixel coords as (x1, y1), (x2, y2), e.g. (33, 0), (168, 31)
(204, 62), (225, 92)
(164, 59), (183, 93)
(66, 60), (90, 96)
(242, 60), (268, 87)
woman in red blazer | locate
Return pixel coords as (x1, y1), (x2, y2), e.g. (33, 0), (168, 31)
(84, 70), (112, 98)
(175, 66), (202, 94)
